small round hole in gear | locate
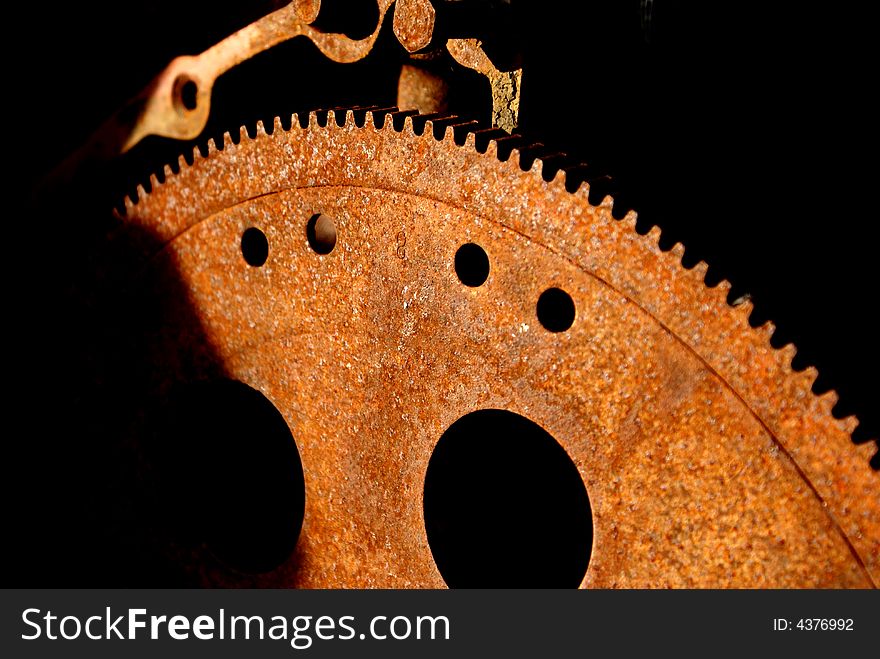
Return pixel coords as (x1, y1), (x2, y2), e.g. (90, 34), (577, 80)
(307, 214), (337, 255)
(241, 227), (269, 267)
(454, 243), (490, 287)
(537, 287), (576, 332)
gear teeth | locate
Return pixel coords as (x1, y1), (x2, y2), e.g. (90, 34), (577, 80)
(620, 209), (639, 228)
(384, 109), (418, 131)
(508, 145), (544, 171)
(715, 279), (732, 295)
(599, 195), (616, 214)
(531, 153), (568, 181)
(840, 415), (860, 434)
(447, 120), (480, 145)
(777, 341), (797, 366)
(733, 298), (755, 322)
(364, 107), (399, 129)
(512, 143), (542, 168)
(386, 110), (418, 133)
(560, 166), (584, 193)
(114, 106), (879, 482)
(328, 108), (343, 127)
(472, 128), (508, 153)
(792, 362), (817, 387)
(512, 143), (545, 170)
(313, 109), (330, 127)
(428, 119), (458, 142)
(352, 106), (386, 128)
(482, 139), (499, 158)
(560, 164), (603, 193)
(609, 195), (633, 220)
(326, 108), (351, 127)
(513, 145), (547, 170)
(335, 107), (371, 127)
(492, 135), (527, 161)
(817, 389), (840, 416)
(347, 107), (368, 128)
(801, 365), (820, 390)
(428, 118), (472, 141)
(412, 113), (461, 138)
(536, 156), (573, 187)
(692, 261), (709, 279)
(750, 310), (774, 334)
(578, 173), (614, 206)
(572, 179), (592, 203)
(699, 265), (721, 289)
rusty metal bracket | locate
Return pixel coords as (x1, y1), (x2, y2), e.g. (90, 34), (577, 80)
(92, 0), (395, 159)
(60, 0), (523, 176)
(446, 38), (521, 131)
(393, 1), (523, 131)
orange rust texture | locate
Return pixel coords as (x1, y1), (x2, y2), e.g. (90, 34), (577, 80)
(122, 111), (879, 588)
(393, 0), (437, 53)
(397, 64), (450, 115)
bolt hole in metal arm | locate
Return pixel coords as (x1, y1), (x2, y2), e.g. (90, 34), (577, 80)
(53, 0), (523, 187)
(119, 0), (394, 152)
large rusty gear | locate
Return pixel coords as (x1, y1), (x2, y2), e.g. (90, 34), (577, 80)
(118, 108), (878, 588)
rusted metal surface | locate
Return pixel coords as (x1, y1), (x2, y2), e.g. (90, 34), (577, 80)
(292, 0), (321, 23)
(68, 0), (394, 162)
(397, 63), (450, 114)
(118, 0), (393, 149)
(393, 1), (525, 128)
(393, 0), (438, 53)
(60, 0), (520, 167)
(446, 38), (521, 131)
(48, 0), (521, 194)
(120, 110), (879, 588)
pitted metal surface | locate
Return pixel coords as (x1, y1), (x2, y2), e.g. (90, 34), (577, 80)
(119, 109), (879, 587)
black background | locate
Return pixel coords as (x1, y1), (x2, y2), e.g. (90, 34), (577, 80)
(5, 1), (877, 585)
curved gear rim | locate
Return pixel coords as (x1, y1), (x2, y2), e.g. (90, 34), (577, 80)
(118, 107), (879, 586)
